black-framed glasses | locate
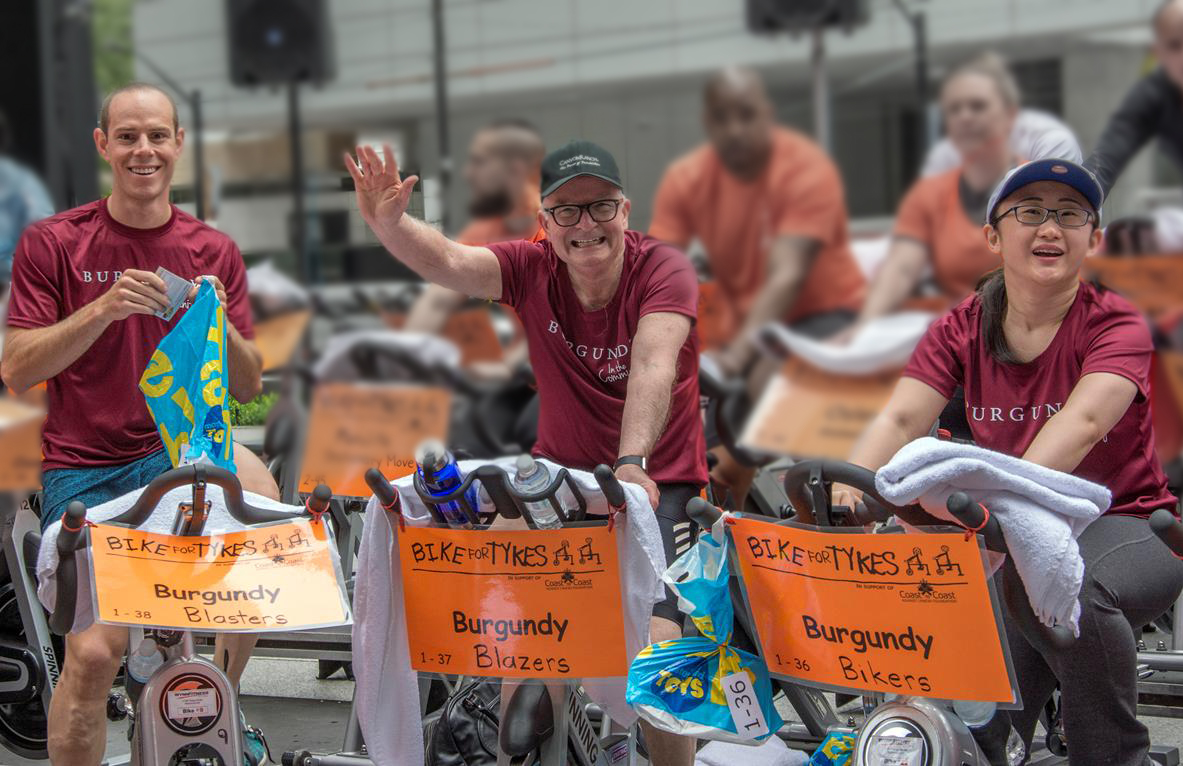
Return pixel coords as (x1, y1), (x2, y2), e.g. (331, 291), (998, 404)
(992, 205), (1093, 228)
(543, 199), (623, 227)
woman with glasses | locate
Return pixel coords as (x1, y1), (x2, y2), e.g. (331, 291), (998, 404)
(836, 158), (1183, 766)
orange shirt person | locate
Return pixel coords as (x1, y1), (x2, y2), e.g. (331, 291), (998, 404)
(405, 119), (546, 351)
(650, 66), (865, 376)
(851, 53), (1023, 333)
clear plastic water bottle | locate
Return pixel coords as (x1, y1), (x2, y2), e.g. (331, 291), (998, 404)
(953, 700), (1025, 766)
(415, 440), (476, 529)
(513, 455), (561, 529)
(127, 637), (164, 683)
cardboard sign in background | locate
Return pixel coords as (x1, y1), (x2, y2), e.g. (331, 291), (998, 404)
(297, 383), (451, 497)
(443, 308), (505, 365)
(731, 517), (1015, 702)
(1084, 256), (1183, 318)
(398, 524), (628, 678)
(740, 358), (898, 460)
(253, 310), (312, 372)
(0, 399), (43, 491)
(90, 519), (351, 631)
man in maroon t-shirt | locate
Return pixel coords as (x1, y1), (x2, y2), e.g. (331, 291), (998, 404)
(347, 139), (706, 766)
(2, 84), (275, 765)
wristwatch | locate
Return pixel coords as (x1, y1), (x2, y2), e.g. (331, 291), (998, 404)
(613, 455), (648, 472)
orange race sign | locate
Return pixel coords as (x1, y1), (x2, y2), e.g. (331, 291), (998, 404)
(253, 310), (312, 372)
(0, 398), (44, 491)
(297, 383), (451, 497)
(740, 358), (898, 460)
(89, 520), (351, 632)
(398, 524), (628, 679)
(1084, 256), (1183, 318)
(443, 307), (505, 365)
(731, 516), (1015, 702)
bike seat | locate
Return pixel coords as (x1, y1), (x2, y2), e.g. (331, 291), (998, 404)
(499, 680), (554, 756)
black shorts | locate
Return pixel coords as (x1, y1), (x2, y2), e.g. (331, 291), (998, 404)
(651, 483), (704, 624)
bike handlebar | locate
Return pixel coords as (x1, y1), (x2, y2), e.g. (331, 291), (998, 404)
(593, 465), (626, 510)
(49, 468), (333, 636)
(1150, 509), (1183, 557)
(108, 465), (302, 527)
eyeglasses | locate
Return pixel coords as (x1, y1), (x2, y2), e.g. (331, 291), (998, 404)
(543, 199), (623, 227)
(992, 205), (1093, 228)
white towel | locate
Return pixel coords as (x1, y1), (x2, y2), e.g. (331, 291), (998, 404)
(759, 312), (936, 375)
(313, 329), (460, 381)
(37, 485), (307, 632)
(875, 437), (1110, 634)
(352, 457), (667, 766)
(696, 737), (808, 766)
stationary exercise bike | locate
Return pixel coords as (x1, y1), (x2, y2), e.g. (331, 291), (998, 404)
(47, 464), (333, 766)
(0, 491), (63, 761)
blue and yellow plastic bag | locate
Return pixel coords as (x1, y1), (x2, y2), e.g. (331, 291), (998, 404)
(626, 530), (783, 743)
(139, 280), (235, 472)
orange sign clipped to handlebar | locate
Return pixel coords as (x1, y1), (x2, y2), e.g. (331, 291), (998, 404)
(297, 383), (451, 497)
(731, 516), (1016, 702)
(398, 524), (629, 678)
(89, 520), (351, 631)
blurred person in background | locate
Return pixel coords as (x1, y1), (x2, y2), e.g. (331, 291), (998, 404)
(651, 66), (865, 373)
(849, 53), (1026, 330)
(921, 107), (1080, 177)
(1085, 0), (1183, 253)
(845, 53), (1029, 439)
(1086, 0), (1183, 197)
(649, 66), (865, 509)
(0, 109), (54, 297)
(405, 118), (545, 378)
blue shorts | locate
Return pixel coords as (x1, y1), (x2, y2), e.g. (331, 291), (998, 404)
(40, 450), (172, 531)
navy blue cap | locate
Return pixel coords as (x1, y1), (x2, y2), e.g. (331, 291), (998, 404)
(986, 158), (1104, 225)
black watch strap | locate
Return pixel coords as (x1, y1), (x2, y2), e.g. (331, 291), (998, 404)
(613, 455), (648, 472)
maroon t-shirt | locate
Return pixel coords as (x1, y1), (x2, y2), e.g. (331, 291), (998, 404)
(489, 230), (708, 486)
(7, 198), (255, 471)
(903, 281), (1174, 517)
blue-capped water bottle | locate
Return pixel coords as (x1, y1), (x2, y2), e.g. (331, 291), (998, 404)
(415, 439), (477, 529)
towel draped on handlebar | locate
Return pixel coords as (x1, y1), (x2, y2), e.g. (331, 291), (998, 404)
(351, 457), (668, 766)
(875, 436), (1110, 634)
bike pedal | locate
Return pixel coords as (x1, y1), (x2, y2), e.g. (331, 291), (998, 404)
(1150, 745), (1180, 766)
(105, 691), (129, 722)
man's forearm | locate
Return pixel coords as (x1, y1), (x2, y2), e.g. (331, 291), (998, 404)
(405, 284), (467, 334)
(733, 259), (810, 349)
(617, 363), (676, 459)
(226, 324), (263, 402)
(2, 303), (113, 393)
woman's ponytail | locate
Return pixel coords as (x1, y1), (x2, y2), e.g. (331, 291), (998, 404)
(976, 268), (1018, 364)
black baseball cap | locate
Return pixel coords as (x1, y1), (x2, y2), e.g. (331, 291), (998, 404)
(540, 140), (624, 199)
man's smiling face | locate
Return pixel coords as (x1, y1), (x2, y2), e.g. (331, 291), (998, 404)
(95, 88), (183, 206)
(539, 175), (630, 273)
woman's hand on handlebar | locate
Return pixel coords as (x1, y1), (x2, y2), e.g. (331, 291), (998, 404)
(614, 463), (659, 510)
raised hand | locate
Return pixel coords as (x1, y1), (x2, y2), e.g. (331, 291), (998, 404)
(343, 144), (419, 235)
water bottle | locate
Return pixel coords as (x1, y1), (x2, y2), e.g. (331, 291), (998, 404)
(513, 455), (561, 529)
(125, 636), (165, 702)
(415, 440), (476, 529)
(953, 700), (1025, 766)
